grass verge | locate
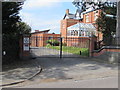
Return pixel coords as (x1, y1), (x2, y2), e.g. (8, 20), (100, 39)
(46, 45), (89, 56)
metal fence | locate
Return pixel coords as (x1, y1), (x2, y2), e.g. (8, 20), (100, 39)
(30, 36), (90, 58)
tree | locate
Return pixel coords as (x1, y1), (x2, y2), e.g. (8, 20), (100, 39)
(72, 0), (117, 45)
(2, 2), (31, 63)
(17, 22), (31, 35)
(96, 11), (116, 45)
(2, 2), (23, 34)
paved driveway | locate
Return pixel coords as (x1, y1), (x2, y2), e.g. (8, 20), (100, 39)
(3, 48), (118, 88)
(30, 47), (80, 57)
(12, 48), (118, 88)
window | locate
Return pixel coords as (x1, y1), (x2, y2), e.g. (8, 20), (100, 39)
(71, 30), (74, 36)
(81, 31), (84, 36)
(94, 11), (99, 21)
(89, 32), (92, 36)
(86, 31), (89, 36)
(79, 30), (81, 36)
(61, 22), (65, 29)
(74, 30), (78, 36)
(67, 30), (71, 36)
(48, 36), (53, 40)
(86, 14), (89, 22)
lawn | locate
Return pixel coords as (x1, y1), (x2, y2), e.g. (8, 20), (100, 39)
(46, 45), (89, 56)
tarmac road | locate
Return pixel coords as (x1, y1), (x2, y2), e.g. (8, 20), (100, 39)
(20, 77), (118, 88)
(5, 48), (118, 88)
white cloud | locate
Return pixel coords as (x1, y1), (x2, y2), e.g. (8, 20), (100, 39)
(20, 0), (74, 33)
(32, 20), (60, 33)
(23, 0), (61, 9)
(20, 11), (60, 33)
(22, 0), (75, 9)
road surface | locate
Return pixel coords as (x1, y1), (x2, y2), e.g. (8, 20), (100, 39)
(20, 77), (118, 88)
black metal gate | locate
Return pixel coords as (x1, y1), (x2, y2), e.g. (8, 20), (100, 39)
(30, 36), (90, 58)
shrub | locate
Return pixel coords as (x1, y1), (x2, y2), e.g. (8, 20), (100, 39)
(62, 43), (67, 46)
(46, 44), (51, 48)
(46, 39), (59, 46)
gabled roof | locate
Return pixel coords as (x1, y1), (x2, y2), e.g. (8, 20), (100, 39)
(63, 8), (101, 20)
(63, 13), (75, 19)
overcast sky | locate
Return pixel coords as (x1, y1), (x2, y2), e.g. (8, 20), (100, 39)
(20, 0), (77, 34)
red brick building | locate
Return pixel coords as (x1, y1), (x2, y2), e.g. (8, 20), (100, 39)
(31, 8), (103, 48)
(30, 30), (60, 47)
(60, 9), (103, 47)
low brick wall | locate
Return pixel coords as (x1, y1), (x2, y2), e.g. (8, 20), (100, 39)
(92, 46), (120, 64)
(93, 46), (120, 57)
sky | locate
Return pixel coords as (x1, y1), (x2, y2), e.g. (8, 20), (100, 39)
(20, 0), (77, 34)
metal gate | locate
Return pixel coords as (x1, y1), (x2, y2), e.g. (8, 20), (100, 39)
(30, 36), (90, 58)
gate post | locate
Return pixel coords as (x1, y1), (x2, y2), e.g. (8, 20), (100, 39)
(89, 36), (97, 57)
(60, 37), (63, 58)
(19, 34), (31, 60)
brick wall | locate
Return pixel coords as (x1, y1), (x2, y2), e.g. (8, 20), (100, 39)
(65, 37), (90, 48)
(60, 19), (80, 38)
(93, 48), (120, 57)
(83, 9), (102, 24)
(30, 33), (60, 47)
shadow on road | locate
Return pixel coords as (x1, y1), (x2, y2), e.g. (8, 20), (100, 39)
(29, 48), (118, 81)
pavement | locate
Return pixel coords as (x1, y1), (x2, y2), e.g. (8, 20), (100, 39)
(1, 47), (118, 88)
(19, 77), (118, 88)
(1, 59), (41, 86)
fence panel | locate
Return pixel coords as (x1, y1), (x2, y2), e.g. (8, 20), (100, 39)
(30, 36), (90, 58)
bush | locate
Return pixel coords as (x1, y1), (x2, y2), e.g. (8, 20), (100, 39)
(2, 34), (20, 64)
(46, 44), (51, 48)
(46, 39), (59, 46)
(62, 43), (67, 46)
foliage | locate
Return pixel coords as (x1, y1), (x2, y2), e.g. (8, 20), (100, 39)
(62, 43), (67, 46)
(2, 2), (23, 34)
(73, 0), (117, 45)
(72, 0), (117, 12)
(46, 44), (51, 48)
(46, 39), (60, 46)
(17, 22), (31, 35)
(96, 8), (117, 45)
(2, 2), (31, 63)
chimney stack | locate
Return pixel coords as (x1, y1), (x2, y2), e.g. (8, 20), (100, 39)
(66, 9), (69, 15)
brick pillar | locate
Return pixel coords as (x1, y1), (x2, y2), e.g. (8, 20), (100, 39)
(19, 34), (30, 60)
(89, 36), (97, 57)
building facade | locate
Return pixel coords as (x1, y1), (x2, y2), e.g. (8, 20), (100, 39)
(60, 9), (103, 42)
(30, 30), (60, 47)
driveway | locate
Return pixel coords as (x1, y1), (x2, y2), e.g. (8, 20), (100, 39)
(10, 47), (118, 88)
(2, 48), (118, 88)
(30, 47), (80, 57)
